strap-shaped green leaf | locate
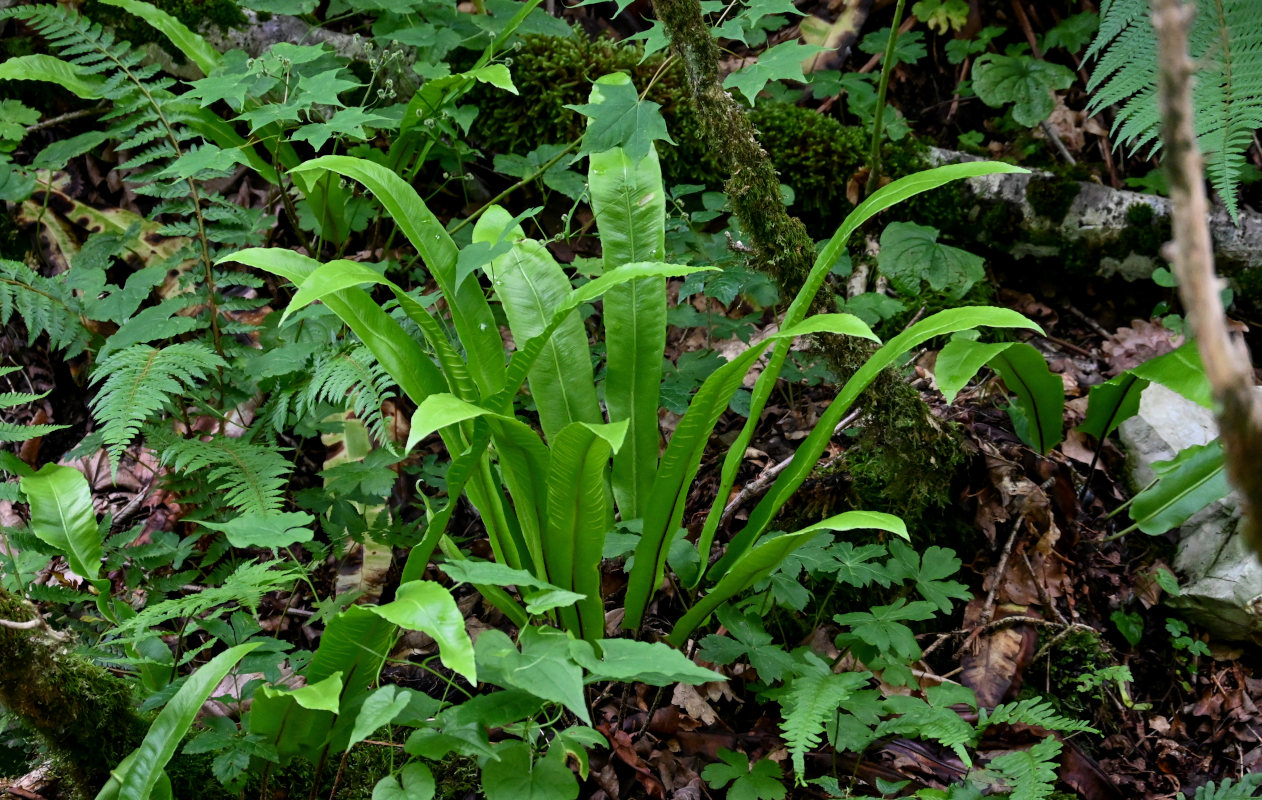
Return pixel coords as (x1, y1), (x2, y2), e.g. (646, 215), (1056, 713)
(934, 338), (1013, 405)
(20, 464), (100, 583)
(987, 342), (1065, 454)
(590, 136), (667, 521)
(1129, 440), (1230, 535)
(486, 261), (713, 413)
(0, 55), (104, 99)
(543, 420), (627, 640)
(710, 307), (1041, 583)
(98, 0), (221, 77)
(696, 161), (1028, 585)
(224, 249), (447, 405)
(281, 257), (476, 401)
(669, 511), (906, 646)
(96, 643), (261, 800)
(290, 156), (506, 397)
(623, 340), (776, 631)
(474, 206), (601, 441)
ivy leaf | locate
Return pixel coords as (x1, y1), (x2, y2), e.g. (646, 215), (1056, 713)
(972, 53), (1075, 127)
(474, 628), (589, 723)
(723, 41), (828, 105)
(877, 221), (985, 299)
(565, 74), (674, 162)
(701, 749), (786, 800)
(572, 638), (724, 685)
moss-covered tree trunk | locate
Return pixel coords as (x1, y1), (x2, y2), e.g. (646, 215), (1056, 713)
(649, 0), (964, 523)
(0, 586), (147, 796)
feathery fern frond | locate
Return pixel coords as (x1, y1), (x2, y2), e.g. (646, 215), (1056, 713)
(0, 259), (93, 356)
(89, 342), (225, 467)
(1182, 775), (1262, 800)
(155, 431), (292, 515)
(0, 370), (69, 444)
(301, 345), (399, 451)
(1086, 0), (1262, 222)
(780, 671), (868, 782)
(986, 736), (1062, 800)
(978, 698), (1097, 735)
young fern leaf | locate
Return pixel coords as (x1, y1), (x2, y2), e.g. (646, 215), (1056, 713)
(1183, 775), (1262, 800)
(154, 432), (291, 515)
(0, 259), (93, 357)
(978, 698), (1097, 735)
(90, 343), (225, 468)
(302, 345), (398, 452)
(0, 367), (69, 443)
(1086, 0), (1262, 222)
(987, 736), (1062, 800)
(779, 671), (867, 783)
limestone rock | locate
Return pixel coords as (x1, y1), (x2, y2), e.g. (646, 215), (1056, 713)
(1118, 383), (1262, 643)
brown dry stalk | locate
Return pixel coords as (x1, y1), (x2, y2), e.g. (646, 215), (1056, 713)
(1152, 0), (1262, 559)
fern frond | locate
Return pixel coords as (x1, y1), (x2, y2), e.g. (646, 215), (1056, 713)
(1183, 775), (1262, 800)
(0, 367), (69, 443)
(780, 671), (866, 782)
(986, 736), (1062, 800)
(156, 432), (291, 515)
(302, 346), (399, 451)
(978, 698), (1098, 735)
(89, 342), (225, 467)
(0, 259), (92, 356)
(106, 559), (301, 644)
(1086, 0), (1262, 222)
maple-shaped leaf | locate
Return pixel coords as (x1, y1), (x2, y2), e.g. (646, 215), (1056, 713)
(292, 107), (393, 149)
(834, 598), (937, 661)
(296, 68), (361, 108)
(884, 540), (971, 613)
(701, 749), (786, 800)
(565, 73), (674, 162)
(724, 40), (828, 105)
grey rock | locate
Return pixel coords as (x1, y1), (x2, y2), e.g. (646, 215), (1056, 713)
(1118, 383), (1262, 643)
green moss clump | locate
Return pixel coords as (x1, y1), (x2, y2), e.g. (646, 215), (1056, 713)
(0, 588), (147, 797)
(1025, 175), (1081, 224)
(468, 33), (718, 189)
(80, 0), (246, 59)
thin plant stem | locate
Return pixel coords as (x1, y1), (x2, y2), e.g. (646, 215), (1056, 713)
(866, 0), (908, 195)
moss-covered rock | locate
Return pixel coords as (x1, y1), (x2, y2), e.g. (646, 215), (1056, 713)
(0, 587), (147, 797)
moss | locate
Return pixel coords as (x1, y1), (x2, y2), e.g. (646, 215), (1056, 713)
(1025, 175), (1081, 224)
(80, 0), (246, 59)
(468, 33), (717, 190)
(0, 587), (147, 797)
